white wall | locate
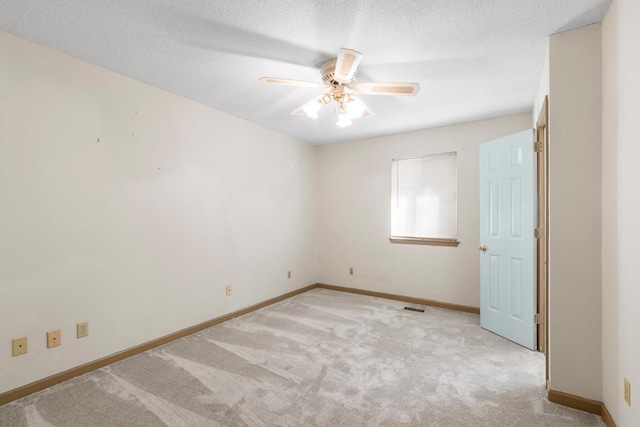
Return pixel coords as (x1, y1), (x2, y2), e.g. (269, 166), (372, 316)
(317, 114), (532, 307)
(602, 0), (640, 425)
(5, 11), (636, 419)
(0, 30), (318, 394)
(546, 24), (603, 400)
(533, 50), (549, 127)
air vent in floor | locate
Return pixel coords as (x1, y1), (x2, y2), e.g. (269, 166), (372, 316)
(404, 307), (425, 313)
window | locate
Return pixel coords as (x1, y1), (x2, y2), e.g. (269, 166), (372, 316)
(390, 152), (458, 246)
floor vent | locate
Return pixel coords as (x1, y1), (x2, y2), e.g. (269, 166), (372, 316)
(404, 307), (425, 313)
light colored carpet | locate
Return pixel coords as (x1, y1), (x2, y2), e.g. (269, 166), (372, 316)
(0, 288), (604, 426)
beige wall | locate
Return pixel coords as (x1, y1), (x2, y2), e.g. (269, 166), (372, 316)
(546, 23), (603, 400)
(601, 0), (620, 421)
(0, 31), (318, 394)
(317, 114), (532, 307)
(602, 0), (640, 425)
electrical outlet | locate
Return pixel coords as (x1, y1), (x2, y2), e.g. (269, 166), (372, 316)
(77, 322), (89, 338)
(349, 267), (354, 275)
(287, 271), (291, 279)
(226, 285), (232, 296)
(624, 377), (631, 406)
(12, 337), (28, 356)
(47, 330), (61, 348)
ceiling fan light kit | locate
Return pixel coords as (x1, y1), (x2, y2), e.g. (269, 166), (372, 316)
(261, 48), (419, 128)
(300, 86), (368, 127)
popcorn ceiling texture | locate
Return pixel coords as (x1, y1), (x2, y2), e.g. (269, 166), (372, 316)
(0, 0), (611, 145)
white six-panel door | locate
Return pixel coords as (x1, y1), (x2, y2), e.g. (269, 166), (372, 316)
(479, 130), (536, 350)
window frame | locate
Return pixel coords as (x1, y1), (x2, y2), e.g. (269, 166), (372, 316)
(389, 152), (459, 247)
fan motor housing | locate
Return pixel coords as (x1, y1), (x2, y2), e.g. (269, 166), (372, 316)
(321, 58), (352, 86)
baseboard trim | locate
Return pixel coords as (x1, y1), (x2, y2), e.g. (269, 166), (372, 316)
(316, 283), (480, 314)
(601, 403), (617, 427)
(0, 284), (316, 406)
(548, 389), (603, 415)
(547, 390), (617, 426)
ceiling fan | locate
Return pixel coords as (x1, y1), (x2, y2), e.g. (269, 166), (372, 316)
(260, 48), (420, 128)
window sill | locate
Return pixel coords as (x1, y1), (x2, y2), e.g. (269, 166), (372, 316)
(389, 237), (460, 247)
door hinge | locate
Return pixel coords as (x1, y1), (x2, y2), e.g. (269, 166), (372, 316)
(534, 313), (541, 324)
(534, 227), (544, 239)
(534, 141), (544, 152)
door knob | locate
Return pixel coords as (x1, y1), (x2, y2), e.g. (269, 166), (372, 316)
(478, 245), (487, 252)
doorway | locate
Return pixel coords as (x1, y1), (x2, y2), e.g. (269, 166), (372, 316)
(478, 97), (549, 363)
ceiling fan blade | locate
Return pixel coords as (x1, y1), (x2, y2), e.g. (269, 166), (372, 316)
(346, 97), (374, 119)
(334, 48), (363, 83)
(291, 96), (324, 117)
(351, 82), (420, 96)
(260, 77), (325, 89)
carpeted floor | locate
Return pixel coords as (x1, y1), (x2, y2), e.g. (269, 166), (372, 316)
(0, 288), (604, 426)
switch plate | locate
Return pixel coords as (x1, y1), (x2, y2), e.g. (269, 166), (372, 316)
(47, 330), (61, 348)
(349, 267), (354, 275)
(77, 322), (89, 338)
(624, 377), (631, 406)
(12, 337), (28, 356)
(287, 271), (291, 279)
(226, 285), (232, 296)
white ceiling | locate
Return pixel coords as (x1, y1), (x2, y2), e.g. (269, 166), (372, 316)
(1, 0), (611, 146)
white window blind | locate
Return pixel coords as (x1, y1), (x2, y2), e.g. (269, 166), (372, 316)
(391, 153), (458, 240)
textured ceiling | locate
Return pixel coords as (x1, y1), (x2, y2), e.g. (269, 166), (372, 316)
(0, 0), (611, 145)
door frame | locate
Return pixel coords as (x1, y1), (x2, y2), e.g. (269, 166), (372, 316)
(535, 96), (549, 385)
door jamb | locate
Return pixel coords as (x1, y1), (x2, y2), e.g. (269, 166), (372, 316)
(535, 96), (549, 386)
